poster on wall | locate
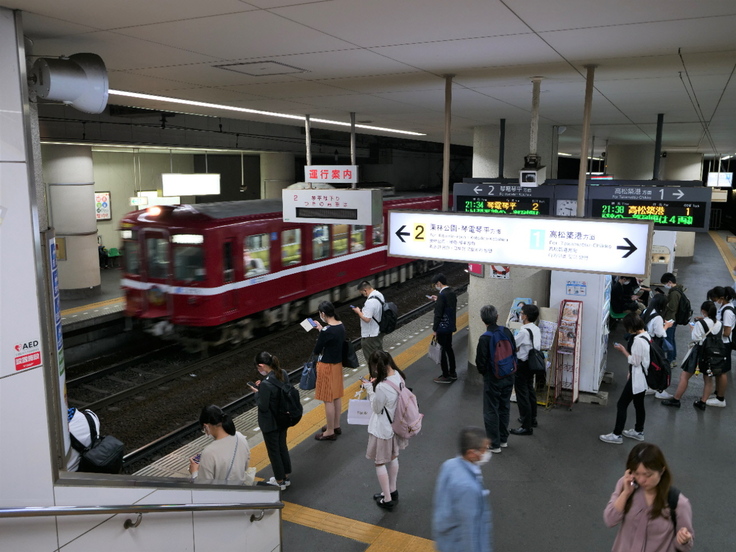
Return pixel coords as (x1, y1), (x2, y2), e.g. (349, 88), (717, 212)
(95, 192), (111, 221)
(490, 265), (511, 279)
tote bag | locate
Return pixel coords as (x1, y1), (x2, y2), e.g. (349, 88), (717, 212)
(347, 399), (371, 425)
(428, 337), (442, 364)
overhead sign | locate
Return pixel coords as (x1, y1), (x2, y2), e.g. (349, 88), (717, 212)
(304, 165), (358, 184)
(388, 211), (653, 277)
(587, 186), (711, 232)
(454, 183), (554, 216)
(282, 189), (382, 225)
(162, 173), (221, 196)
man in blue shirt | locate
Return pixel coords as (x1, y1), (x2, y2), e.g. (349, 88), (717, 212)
(432, 427), (493, 552)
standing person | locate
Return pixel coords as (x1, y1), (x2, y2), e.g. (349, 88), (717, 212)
(248, 351), (292, 490)
(604, 442), (694, 552)
(662, 301), (721, 409)
(700, 286), (733, 408)
(611, 276), (641, 315)
(641, 293), (674, 398)
(189, 405), (250, 483)
(510, 303), (541, 435)
(430, 273), (458, 383)
(66, 407), (101, 472)
(313, 300), (346, 440)
(432, 426), (492, 552)
(361, 350), (409, 511)
(660, 273), (685, 367)
(476, 305), (516, 453)
(352, 281), (384, 363)
(600, 313), (650, 445)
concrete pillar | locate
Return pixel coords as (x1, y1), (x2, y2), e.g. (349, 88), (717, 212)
(260, 152), (295, 198)
(43, 145), (100, 298)
(606, 144), (656, 180)
(473, 123), (554, 179)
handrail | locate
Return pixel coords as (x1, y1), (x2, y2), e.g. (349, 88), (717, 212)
(0, 502), (283, 519)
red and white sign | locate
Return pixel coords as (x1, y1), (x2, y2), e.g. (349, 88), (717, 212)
(15, 351), (41, 371)
(304, 165), (358, 184)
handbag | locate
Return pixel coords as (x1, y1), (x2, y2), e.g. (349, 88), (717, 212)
(299, 356), (317, 390)
(347, 398), (371, 425)
(526, 329), (546, 374)
(342, 339), (359, 368)
(428, 337), (442, 364)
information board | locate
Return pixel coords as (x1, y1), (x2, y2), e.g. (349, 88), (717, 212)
(388, 210), (653, 277)
(587, 186), (711, 231)
(282, 188), (382, 225)
(454, 183), (554, 216)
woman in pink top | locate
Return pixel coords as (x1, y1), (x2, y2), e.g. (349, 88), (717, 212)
(604, 443), (693, 552)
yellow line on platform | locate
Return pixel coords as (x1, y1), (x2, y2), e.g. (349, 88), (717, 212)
(61, 297), (124, 316)
(709, 231), (736, 279)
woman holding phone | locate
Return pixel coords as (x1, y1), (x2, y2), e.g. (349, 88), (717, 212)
(604, 442), (693, 551)
(312, 301), (345, 440)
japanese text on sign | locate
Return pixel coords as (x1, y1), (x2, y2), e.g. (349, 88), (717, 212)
(304, 165), (358, 184)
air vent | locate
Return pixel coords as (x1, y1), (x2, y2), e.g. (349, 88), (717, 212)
(214, 61), (307, 77)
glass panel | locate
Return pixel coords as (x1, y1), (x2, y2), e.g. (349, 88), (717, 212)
(372, 220), (385, 245)
(312, 225), (329, 260)
(146, 238), (169, 279)
(281, 229), (302, 266)
(333, 224), (348, 256)
(174, 246), (205, 282)
(244, 233), (270, 278)
(350, 225), (366, 252)
(124, 241), (140, 275)
(223, 241), (234, 283)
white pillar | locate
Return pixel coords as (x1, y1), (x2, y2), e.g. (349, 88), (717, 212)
(260, 152), (295, 198)
(473, 123), (554, 178)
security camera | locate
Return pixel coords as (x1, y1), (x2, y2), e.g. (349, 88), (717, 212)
(519, 166), (546, 187)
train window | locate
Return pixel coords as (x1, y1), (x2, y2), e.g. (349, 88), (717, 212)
(333, 224), (348, 257)
(146, 238), (169, 279)
(312, 225), (329, 261)
(281, 229), (301, 266)
(125, 241), (140, 275)
(372, 221), (385, 245)
(223, 241), (234, 283)
(350, 225), (366, 252)
(174, 246), (204, 282)
(244, 233), (270, 277)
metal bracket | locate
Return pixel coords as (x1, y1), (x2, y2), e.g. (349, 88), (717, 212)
(249, 510), (265, 523)
(124, 513), (143, 529)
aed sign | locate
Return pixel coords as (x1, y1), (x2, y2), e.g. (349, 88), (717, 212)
(304, 165), (358, 184)
(388, 211), (653, 277)
(454, 183), (554, 216)
(14, 340), (42, 371)
(588, 186), (711, 232)
(282, 189), (382, 226)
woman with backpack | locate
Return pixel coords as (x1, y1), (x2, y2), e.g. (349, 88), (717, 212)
(361, 350), (409, 511)
(600, 314), (650, 445)
(642, 294), (675, 398)
(248, 351), (292, 490)
(604, 442), (693, 552)
(189, 405), (250, 483)
(662, 301), (721, 409)
(312, 301), (346, 440)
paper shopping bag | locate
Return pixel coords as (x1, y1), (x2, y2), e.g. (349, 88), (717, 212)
(428, 337), (442, 364)
(347, 399), (371, 425)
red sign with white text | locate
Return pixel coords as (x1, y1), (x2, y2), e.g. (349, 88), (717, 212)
(15, 351), (42, 371)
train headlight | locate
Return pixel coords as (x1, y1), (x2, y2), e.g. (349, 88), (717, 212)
(147, 206), (162, 217)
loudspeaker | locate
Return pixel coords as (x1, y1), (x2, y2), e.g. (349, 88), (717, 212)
(30, 53), (108, 114)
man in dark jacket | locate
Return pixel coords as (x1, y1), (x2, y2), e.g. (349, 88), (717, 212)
(431, 273), (457, 383)
(661, 272), (684, 365)
(476, 305), (517, 453)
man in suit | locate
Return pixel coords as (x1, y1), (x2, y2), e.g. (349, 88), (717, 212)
(430, 273), (457, 383)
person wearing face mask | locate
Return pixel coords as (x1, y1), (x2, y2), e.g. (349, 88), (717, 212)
(248, 351), (292, 490)
(432, 426), (492, 552)
(700, 286), (734, 407)
(430, 273), (458, 384)
(611, 276), (641, 316)
(660, 273), (685, 367)
(604, 442), (693, 552)
(189, 405), (250, 483)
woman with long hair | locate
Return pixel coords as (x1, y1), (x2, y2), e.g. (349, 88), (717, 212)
(312, 300), (346, 440)
(361, 350), (409, 511)
(189, 405), (250, 483)
(604, 443), (693, 551)
(249, 351), (292, 490)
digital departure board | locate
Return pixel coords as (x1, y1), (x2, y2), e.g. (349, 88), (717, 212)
(453, 183), (554, 217)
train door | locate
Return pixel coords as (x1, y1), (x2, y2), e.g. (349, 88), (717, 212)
(279, 227), (306, 300)
(222, 239), (237, 314)
(142, 229), (172, 318)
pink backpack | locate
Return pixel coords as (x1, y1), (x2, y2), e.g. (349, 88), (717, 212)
(382, 379), (423, 439)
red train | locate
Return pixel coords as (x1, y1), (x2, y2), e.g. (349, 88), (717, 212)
(119, 193), (442, 350)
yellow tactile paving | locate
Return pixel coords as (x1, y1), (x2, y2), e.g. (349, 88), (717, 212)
(709, 231), (736, 279)
(61, 296), (124, 316)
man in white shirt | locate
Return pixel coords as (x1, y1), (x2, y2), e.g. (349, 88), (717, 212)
(510, 304), (542, 435)
(353, 281), (385, 364)
(66, 407), (100, 471)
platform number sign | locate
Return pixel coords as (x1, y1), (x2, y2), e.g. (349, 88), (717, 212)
(530, 229), (545, 250)
(95, 192), (112, 221)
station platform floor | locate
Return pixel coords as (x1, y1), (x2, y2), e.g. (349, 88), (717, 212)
(60, 267), (124, 330)
(135, 230), (736, 551)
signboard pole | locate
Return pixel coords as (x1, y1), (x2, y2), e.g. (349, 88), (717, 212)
(577, 65), (597, 217)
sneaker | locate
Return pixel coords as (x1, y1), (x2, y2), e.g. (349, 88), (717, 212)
(267, 477), (287, 491)
(645, 388), (656, 396)
(449, 374), (458, 381)
(433, 376), (452, 384)
(283, 478), (291, 487)
(489, 447), (502, 454)
(655, 391), (674, 400)
(622, 429), (645, 441)
(662, 398), (681, 408)
(693, 400), (707, 411)
(500, 441), (508, 448)
(670, 361), (678, 368)
(599, 433), (623, 445)
(706, 397), (726, 408)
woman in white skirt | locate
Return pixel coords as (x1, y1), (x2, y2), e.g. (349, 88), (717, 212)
(361, 350), (408, 511)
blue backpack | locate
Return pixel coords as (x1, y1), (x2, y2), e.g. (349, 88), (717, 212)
(482, 327), (517, 378)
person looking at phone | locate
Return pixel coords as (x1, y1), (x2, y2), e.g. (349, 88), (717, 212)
(430, 273), (458, 384)
(353, 281), (385, 364)
(312, 300), (345, 440)
(189, 405), (250, 484)
(660, 273), (685, 366)
(604, 442), (693, 552)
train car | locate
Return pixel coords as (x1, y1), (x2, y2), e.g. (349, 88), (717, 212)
(119, 193), (441, 350)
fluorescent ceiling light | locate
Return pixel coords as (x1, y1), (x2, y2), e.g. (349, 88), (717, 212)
(557, 152), (572, 157)
(162, 173), (221, 196)
(109, 89), (426, 137)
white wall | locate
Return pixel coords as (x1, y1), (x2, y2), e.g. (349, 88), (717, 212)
(607, 144), (656, 180)
(663, 152), (703, 180)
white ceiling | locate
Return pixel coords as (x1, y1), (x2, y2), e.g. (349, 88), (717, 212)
(8, 0), (736, 155)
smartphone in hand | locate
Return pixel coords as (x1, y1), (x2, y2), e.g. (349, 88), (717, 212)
(193, 453), (201, 464)
(247, 381), (256, 389)
(307, 317), (317, 327)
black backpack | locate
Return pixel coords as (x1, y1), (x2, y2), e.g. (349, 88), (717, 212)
(525, 328), (546, 374)
(69, 410), (124, 474)
(674, 289), (693, 325)
(699, 319), (729, 374)
(271, 378), (303, 428)
(638, 334), (671, 391)
(371, 296), (398, 334)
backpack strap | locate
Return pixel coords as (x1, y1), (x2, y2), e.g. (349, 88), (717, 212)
(381, 378), (403, 424)
(368, 295), (384, 325)
(69, 410), (98, 454)
(525, 327), (538, 351)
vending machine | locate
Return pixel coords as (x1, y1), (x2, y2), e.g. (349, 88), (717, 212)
(549, 271), (612, 393)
